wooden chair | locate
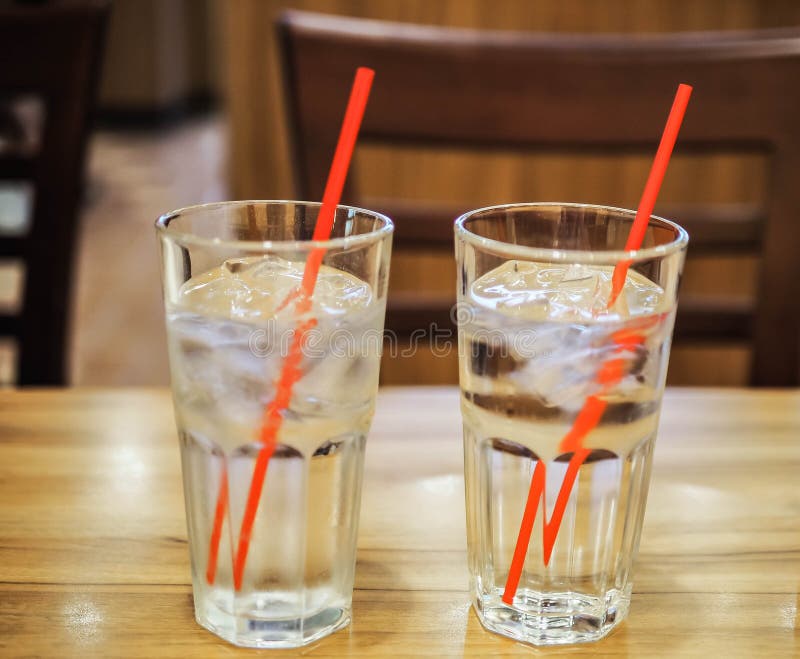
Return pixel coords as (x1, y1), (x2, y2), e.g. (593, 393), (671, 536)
(277, 11), (800, 386)
(0, 1), (109, 384)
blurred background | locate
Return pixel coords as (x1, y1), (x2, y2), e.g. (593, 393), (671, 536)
(1, 0), (799, 388)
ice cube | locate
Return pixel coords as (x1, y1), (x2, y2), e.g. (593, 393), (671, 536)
(471, 260), (663, 322)
(467, 260), (666, 405)
(178, 256), (372, 322)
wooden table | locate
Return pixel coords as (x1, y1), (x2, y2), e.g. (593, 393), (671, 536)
(1, 387), (798, 657)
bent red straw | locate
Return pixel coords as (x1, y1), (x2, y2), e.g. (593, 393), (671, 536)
(205, 67), (375, 590)
(502, 83), (692, 605)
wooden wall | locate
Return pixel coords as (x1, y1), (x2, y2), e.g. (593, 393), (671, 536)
(220, 1), (800, 386)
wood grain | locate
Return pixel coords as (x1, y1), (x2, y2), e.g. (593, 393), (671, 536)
(0, 387), (798, 656)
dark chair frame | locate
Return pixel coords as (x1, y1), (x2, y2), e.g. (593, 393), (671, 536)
(278, 10), (800, 386)
(0, 1), (109, 384)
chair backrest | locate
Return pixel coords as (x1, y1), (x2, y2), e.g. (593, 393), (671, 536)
(278, 10), (800, 386)
(0, 1), (109, 385)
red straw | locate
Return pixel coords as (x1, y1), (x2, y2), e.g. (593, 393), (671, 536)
(609, 83), (693, 305)
(502, 83), (692, 605)
(205, 67), (375, 591)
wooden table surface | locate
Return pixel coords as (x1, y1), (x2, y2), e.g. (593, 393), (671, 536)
(1, 387), (798, 657)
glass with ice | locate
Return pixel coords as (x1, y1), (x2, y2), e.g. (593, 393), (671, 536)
(156, 201), (393, 648)
(455, 203), (687, 645)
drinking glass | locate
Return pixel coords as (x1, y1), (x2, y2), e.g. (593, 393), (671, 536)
(456, 203), (687, 645)
(157, 201), (393, 648)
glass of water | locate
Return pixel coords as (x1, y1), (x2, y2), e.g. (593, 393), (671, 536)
(455, 203), (687, 645)
(157, 201), (392, 648)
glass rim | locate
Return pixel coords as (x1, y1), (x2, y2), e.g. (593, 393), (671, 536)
(155, 200), (394, 251)
(454, 202), (689, 263)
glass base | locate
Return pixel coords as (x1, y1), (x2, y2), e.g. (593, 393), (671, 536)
(474, 588), (629, 646)
(196, 594), (350, 648)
